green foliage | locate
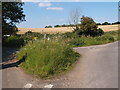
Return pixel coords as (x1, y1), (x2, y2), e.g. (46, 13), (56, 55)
(77, 16), (104, 37)
(91, 28), (104, 37)
(62, 32), (79, 38)
(16, 39), (80, 78)
(69, 30), (119, 47)
(54, 25), (61, 27)
(69, 37), (86, 47)
(2, 2), (25, 35)
(3, 35), (24, 48)
(112, 21), (120, 25)
(14, 30), (118, 78)
(96, 23), (102, 25)
(102, 22), (111, 25)
(3, 32), (45, 48)
(25, 31), (33, 34)
(45, 26), (52, 28)
(24, 31), (44, 38)
(54, 24), (75, 27)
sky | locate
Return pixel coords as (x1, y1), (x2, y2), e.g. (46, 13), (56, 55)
(17, 2), (118, 28)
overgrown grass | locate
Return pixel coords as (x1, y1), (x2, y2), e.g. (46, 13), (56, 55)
(16, 39), (80, 78)
(69, 30), (119, 47)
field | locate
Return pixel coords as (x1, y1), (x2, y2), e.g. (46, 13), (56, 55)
(17, 24), (119, 34)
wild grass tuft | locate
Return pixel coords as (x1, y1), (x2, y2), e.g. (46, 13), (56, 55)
(16, 39), (80, 78)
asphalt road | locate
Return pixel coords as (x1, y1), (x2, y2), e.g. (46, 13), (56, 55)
(2, 41), (119, 88)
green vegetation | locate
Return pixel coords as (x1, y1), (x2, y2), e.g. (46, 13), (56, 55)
(45, 26), (52, 28)
(3, 3), (119, 79)
(73, 16), (104, 37)
(68, 30), (119, 47)
(54, 24), (75, 27)
(3, 30), (119, 48)
(2, 2), (26, 48)
(2, 2), (25, 36)
(4, 14), (119, 79)
(53, 21), (120, 27)
(15, 30), (119, 78)
(3, 35), (25, 48)
(102, 22), (111, 25)
(16, 39), (80, 78)
(3, 31), (44, 48)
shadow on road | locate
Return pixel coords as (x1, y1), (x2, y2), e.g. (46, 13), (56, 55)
(2, 47), (19, 63)
(1, 54), (26, 69)
(1, 47), (27, 69)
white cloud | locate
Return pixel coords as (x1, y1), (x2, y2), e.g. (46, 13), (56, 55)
(46, 7), (64, 10)
(38, 2), (52, 7)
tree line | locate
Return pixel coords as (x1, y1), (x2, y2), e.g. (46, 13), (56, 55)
(45, 21), (120, 28)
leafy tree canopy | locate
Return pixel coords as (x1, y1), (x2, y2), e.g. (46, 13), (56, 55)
(75, 16), (104, 37)
(2, 2), (25, 35)
(102, 22), (111, 25)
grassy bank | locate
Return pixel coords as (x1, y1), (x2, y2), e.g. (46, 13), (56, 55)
(16, 39), (80, 78)
(68, 30), (119, 47)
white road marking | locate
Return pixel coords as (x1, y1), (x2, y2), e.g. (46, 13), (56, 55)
(44, 84), (53, 88)
(24, 83), (32, 88)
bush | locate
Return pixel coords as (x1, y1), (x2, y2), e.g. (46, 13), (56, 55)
(22, 31), (44, 42)
(25, 31), (33, 35)
(91, 28), (104, 37)
(102, 22), (111, 25)
(95, 34), (115, 42)
(74, 16), (104, 37)
(45, 26), (52, 28)
(3, 35), (24, 48)
(16, 39), (80, 78)
(54, 25), (61, 27)
(25, 31), (44, 38)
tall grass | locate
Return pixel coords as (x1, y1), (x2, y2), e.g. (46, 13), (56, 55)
(16, 39), (80, 78)
(69, 30), (119, 47)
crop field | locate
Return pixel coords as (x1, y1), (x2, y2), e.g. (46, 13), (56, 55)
(17, 24), (119, 34)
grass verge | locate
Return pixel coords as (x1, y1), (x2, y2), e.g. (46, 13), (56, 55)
(69, 30), (119, 47)
(16, 39), (80, 78)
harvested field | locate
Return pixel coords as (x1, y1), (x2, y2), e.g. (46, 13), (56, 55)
(98, 24), (119, 32)
(17, 24), (119, 34)
(17, 27), (73, 34)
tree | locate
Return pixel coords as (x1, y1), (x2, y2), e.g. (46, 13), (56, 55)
(96, 23), (101, 25)
(45, 26), (52, 28)
(2, 2), (25, 35)
(112, 21), (120, 25)
(79, 16), (104, 37)
(54, 25), (61, 27)
(69, 9), (81, 31)
(102, 22), (111, 25)
(62, 24), (66, 27)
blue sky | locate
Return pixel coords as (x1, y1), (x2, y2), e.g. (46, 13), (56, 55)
(17, 2), (118, 28)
